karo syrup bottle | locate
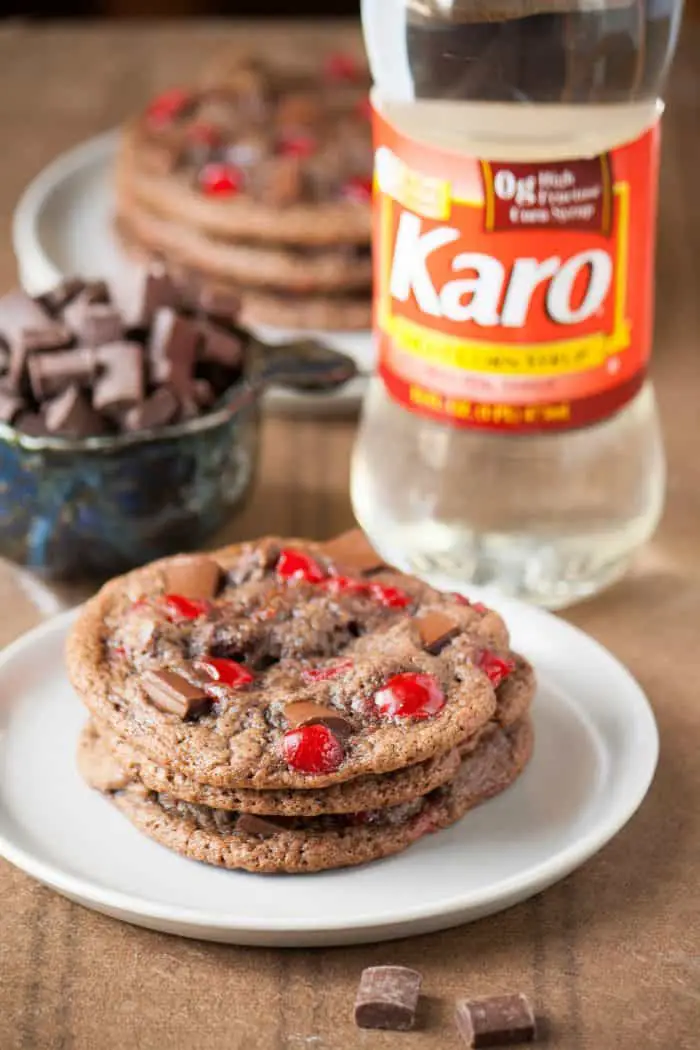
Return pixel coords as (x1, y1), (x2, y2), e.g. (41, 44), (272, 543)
(352, 0), (683, 608)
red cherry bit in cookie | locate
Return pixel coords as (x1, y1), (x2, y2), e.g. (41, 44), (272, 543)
(198, 162), (244, 196)
(276, 548), (326, 584)
(278, 134), (317, 158)
(321, 575), (369, 596)
(324, 52), (361, 82)
(163, 594), (210, 622)
(374, 673), (446, 720)
(369, 583), (411, 609)
(146, 88), (191, 128)
(449, 592), (488, 613)
(194, 658), (254, 689)
(187, 122), (222, 147)
(342, 175), (373, 203)
(302, 658), (354, 682)
(477, 650), (515, 687)
(282, 724), (344, 774)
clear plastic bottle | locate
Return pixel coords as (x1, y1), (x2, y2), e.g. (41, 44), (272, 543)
(352, 0), (683, 608)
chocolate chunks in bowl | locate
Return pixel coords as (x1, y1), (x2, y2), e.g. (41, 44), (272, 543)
(0, 266), (358, 439)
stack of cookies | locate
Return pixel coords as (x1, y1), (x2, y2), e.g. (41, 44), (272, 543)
(68, 532), (535, 874)
(115, 55), (373, 333)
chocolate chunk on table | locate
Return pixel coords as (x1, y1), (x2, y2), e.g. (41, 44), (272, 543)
(93, 342), (144, 414)
(141, 669), (211, 719)
(149, 307), (198, 391)
(44, 385), (107, 437)
(62, 286), (112, 342)
(355, 966), (422, 1031)
(283, 700), (351, 739)
(416, 611), (460, 655)
(164, 554), (222, 599)
(122, 387), (179, 431)
(323, 529), (386, 575)
(455, 993), (536, 1048)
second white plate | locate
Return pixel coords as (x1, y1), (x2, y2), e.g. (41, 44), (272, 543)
(12, 130), (374, 414)
(0, 593), (657, 947)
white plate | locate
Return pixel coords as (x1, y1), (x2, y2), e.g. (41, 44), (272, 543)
(12, 130), (374, 414)
(0, 593), (657, 947)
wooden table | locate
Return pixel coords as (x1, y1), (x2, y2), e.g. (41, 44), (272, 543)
(0, 20), (698, 1050)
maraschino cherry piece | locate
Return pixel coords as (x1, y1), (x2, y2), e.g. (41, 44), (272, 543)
(369, 583), (411, 609)
(198, 162), (243, 196)
(321, 575), (369, 596)
(194, 657), (254, 689)
(374, 672), (445, 720)
(187, 122), (222, 147)
(477, 650), (515, 687)
(276, 548), (326, 584)
(146, 88), (191, 128)
(163, 594), (210, 622)
(449, 592), (487, 613)
(302, 659), (354, 682)
(324, 52), (361, 82)
(342, 175), (373, 203)
(282, 724), (344, 774)
(278, 134), (317, 158)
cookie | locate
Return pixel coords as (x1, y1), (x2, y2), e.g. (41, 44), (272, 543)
(80, 648), (533, 813)
(79, 719), (463, 815)
(116, 57), (373, 248)
(66, 534), (515, 791)
(115, 198), (372, 293)
(81, 718), (534, 874)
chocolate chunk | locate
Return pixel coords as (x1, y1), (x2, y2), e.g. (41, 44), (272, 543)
(197, 286), (240, 321)
(149, 307), (198, 392)
(283, 700), (352, 739)
(62, 286), (112, 341)
(113, 266), (179, 328)
(199, 320), (244, 368)
(164, 554), (222, 599)
(44, 384), (107, 437)
(15, 412), (50, 437)
(0, 388), (26, 423)
(323, 529), (386, 575)
(0, 289), (53, 348)
(20, 323), (73, 354)
(79, 303), (124, 346)
(93, 342), (144, 414)
(416, 611), (460, 655)
(39, 277), (85, 315)
(28, 347), (95, 399)
(141, 669), (211, 719)
(122, 387), (180, 432)
(192, 378), (215, 408)
(235, 813), (285, 839)
(355, 966), (422, 1031)
(455, 994), (536, 1048)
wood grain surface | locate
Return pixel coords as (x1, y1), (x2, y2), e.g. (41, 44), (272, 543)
(0, 20), (698, 1050)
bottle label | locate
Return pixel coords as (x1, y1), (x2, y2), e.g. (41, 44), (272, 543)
(372, 110), (660, 432)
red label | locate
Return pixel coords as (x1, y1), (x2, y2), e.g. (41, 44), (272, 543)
(373, 112), (660, 432)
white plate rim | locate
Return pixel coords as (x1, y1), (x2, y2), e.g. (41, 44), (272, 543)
(12, 128), (121, 293)
(0, 599), (658, 937)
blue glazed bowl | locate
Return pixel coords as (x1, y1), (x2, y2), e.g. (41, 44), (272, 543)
(0, 393), (259, 580)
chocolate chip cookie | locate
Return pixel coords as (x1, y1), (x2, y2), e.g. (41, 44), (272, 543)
(79, 717), (534, 874)
(115, 55), (373, 332)
(67, 533), (519, 791)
